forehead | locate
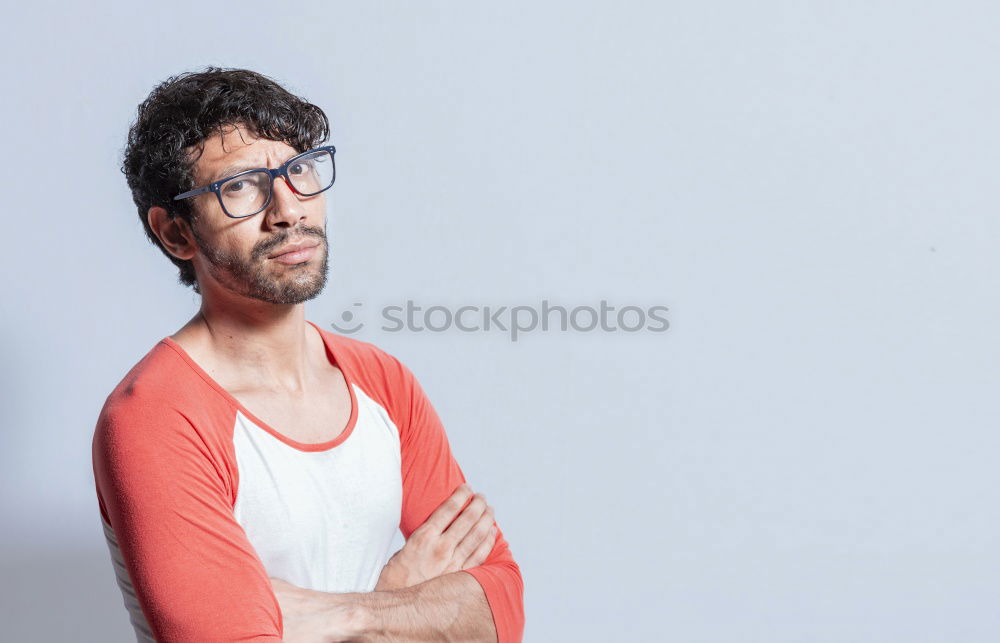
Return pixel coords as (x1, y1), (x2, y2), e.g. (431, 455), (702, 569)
(188, 123), (299, 184)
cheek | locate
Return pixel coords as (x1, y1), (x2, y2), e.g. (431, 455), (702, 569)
(213, 230), (260, 262)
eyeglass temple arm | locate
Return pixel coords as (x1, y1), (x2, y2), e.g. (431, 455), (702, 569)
(173, 185), (211, 201)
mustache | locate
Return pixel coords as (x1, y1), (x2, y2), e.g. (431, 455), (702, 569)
(255, 227), (327, 259)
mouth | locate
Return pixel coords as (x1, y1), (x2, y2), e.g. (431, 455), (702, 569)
(268, 240), (322, 265)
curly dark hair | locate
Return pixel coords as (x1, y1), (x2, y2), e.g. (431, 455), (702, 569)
(121, 66), (330, 293)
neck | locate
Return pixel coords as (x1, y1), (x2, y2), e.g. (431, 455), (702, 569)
(175, 298), (319, 394)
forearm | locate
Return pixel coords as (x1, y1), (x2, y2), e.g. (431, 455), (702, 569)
(331, 571), (497, 643)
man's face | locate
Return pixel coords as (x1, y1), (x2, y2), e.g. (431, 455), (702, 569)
(185, 124), (330, 305)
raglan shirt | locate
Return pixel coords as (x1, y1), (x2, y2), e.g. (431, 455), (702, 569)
(92, 320), (524, 642)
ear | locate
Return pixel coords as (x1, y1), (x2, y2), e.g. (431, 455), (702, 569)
(147, 206), (197, 261)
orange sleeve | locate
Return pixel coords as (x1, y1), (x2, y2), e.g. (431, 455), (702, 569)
(92, 399), (284, 641)
(391, 356), (526, 643)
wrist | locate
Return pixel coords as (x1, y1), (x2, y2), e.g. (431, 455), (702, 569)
(323, 590), (380, 641)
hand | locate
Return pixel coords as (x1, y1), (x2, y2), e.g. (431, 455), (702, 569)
(269, 577), (362, 643)
(375, 483), (498, 591)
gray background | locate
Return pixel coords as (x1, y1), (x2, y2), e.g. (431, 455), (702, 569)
(2, 2), (998, 641)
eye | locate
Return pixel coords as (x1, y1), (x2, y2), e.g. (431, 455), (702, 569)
(223, 174), (264, 194)
(289, 159), (315, 176)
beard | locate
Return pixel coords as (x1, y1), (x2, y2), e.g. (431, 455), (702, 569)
(191, 223), (330, 305)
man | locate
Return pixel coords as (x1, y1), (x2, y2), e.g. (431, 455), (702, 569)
(91, 67), (524, 642)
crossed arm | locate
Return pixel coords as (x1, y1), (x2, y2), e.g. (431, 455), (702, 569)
(274, 569), (496, 642)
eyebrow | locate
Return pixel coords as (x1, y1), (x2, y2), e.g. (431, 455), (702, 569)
(210, 163), (260, 183)
(208, 152), (299, 183)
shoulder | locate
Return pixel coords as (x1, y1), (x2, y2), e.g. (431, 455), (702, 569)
(314, 325), (414, 381)
(97, 340), (186, 422)
(93, 340), (231, 451)
(311, 323), (423, 417)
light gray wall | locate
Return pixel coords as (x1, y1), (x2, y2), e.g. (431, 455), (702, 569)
(1, 2), (998, 641)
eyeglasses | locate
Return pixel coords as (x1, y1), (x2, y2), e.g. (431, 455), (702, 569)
(173, 145), (337, 218)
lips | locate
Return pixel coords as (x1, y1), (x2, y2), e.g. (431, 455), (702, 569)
(268, 240), (321, 259)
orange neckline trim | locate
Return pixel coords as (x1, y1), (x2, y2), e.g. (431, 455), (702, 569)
(158, 320), (359, 453)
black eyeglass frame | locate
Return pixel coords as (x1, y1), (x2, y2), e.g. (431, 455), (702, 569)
(172, 145), (337, 219)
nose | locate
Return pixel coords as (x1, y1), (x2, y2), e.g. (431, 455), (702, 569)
(263, 176), (305, 227)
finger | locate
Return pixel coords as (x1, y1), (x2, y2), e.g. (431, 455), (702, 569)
(452, 503), (495, 562)
(462, 524), (498, 569)
(442, 493), (489, 543)
(414, 483), (475, 536)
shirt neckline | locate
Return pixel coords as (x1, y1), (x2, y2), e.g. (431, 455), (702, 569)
(158, 319), (360, 453)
